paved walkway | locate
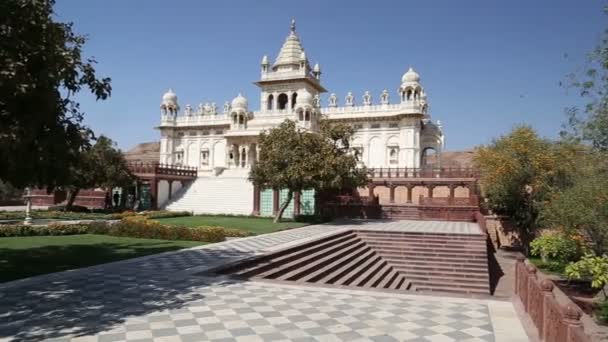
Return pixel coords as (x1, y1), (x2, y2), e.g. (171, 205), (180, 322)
(0, 220), (528, 342)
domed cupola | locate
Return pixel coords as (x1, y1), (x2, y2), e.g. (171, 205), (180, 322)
(401, 67), (420, 84)
(231, 93), (248, 111)
(160, 88), (179, 115)
(399, 67), (425, 105)
(295, 89), (313, 108)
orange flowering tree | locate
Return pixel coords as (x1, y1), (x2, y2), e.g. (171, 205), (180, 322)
(474, 126), (578, 251)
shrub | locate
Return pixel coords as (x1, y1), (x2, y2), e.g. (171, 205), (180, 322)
(103, 217), (250, 242)
(0, 223), (89, 237)
(565, 254), (608, 294)
(144, 210), (192, 219)
(598, 300), (608, 325)
(530, 231), (585, 263)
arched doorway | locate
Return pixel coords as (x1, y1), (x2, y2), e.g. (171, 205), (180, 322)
(278, 93), (289, 110)
(421, 147), (438, 168)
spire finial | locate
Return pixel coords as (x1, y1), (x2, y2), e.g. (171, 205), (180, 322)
(290, 18), (296, 33)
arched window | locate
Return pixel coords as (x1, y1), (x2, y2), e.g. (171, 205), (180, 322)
(304, 111), (310, 121)
(291, 93), (298, 109)
(278, 93), (288, 110)
(267, 94), (274, 110)
(389, 147), (399, 165)
(298, 110), (303, 121)
(406, 89), (412, 101)
(421, 147), (438, 168)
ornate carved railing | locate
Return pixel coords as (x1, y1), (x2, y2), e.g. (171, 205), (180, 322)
(367, 167), (479, 179)
(127, 163), (198, 178)
(515, 258), (591, 342)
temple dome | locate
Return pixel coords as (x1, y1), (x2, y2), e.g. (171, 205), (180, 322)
(273, 19), (308, 70)
(296, 90), (313, 106)
(231, 93), (248, 110)
(162, 88), (178, 104)
(401, 67), (420, 83)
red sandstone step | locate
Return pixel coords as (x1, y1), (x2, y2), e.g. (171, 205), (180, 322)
(239, 236), (361, 277)
(358, 235), (487, 244)
(334, 254), (383, 286)
(265, 240), (367, 280)
(220, 231), (354, 274)
(322, 248), (378, 284)
(373, 250), (487, 260)
(363, 242), (487, 253)
(356, 232), (486, 241)
(377, 254), (488, 265)
(292, 243), (372, 282)
(387, 259), (488, 273)
(408, 275), (489, 287)
(398, 269), (489, 280)
(415, 284), (490, 295)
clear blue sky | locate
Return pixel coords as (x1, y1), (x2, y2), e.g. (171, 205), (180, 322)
(55, 0), (606, 151)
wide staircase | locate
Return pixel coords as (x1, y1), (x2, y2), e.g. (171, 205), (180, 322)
(215, 230), (490, 295)
(164, 171), (253, 215)
(381, 205), (419, 220)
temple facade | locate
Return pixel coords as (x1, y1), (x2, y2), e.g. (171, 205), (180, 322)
(155, 20), (445, 215)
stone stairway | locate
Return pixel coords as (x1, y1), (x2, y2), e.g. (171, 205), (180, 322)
(164, 174), (253, 215)
(216, 229), (490, 295)
(357, 231), (490, 294)
(381, 205), (419, 220)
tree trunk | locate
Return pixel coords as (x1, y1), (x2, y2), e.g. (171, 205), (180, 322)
(274, 190), (293, 223)
(66, 188), (80, 211)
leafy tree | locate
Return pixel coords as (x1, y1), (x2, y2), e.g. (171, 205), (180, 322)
(541, 152), (608, 255)
(64, 136), (133, 210)
(0, 181), (21, 201)
(250, 120), (368, 222)
(474, 126), (577, 251)
(562, 8), (608, 151)
(0, 0), (111, 189)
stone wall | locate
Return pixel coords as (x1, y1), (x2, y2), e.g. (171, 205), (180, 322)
(485, 215), (521, 249)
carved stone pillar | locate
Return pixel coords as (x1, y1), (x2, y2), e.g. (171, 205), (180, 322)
(368, 183), (375, 198)
(252, 186), (261, 216)
(406, 185), (413, 204)
(168, 180), (173, 200)
(272, 189), (279, 215)
(150, 178), (158, 210)
(243, 145), (250, 168)
(294, 191), (301, 216)
(428, 185), (435, 198)
(273, 92), (279, 111)
(449, 184), (455, 199)
(389, 185), (395, 204)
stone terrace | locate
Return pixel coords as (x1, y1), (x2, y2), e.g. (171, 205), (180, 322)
(0, 220), (530, 342)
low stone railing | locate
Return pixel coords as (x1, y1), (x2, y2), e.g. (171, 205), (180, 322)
(515, 257), (591, 342)
(368, 167), (479, 179)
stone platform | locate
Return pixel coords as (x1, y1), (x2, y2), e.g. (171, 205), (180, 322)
(0, 220), (529, 341)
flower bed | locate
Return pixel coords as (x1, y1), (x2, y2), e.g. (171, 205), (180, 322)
(0, 216), (249, 243)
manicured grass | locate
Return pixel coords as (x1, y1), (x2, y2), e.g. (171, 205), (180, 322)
(156, 215), (309, 235)
(0, 234), (205, 283)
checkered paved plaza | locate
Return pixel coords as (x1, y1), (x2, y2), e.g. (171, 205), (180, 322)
(0, 220), (530, 341)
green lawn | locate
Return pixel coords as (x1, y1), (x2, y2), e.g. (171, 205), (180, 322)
(156, 215), (309, 235)
(0, 234), (205, 283)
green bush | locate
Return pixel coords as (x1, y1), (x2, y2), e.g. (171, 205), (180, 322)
(598, 300), (608, 325)
(0, 216), (249, 243)
(530, 231), (584, 263)
(565, 254), (608, 293)
(144, 210), (192, 219)
(99, 217), (250, 242)
(0, 223), (89, 237)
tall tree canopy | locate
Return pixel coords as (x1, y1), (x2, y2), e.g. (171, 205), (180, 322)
(249, 120), (368, 222)
(562, 8), (608, 151)
(0, 0), (111, 189)
(64, 136), (133, 209)
(474, 126), (578, 250)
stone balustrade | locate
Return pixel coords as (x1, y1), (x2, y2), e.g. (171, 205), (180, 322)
(515, 258), (593, 342)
